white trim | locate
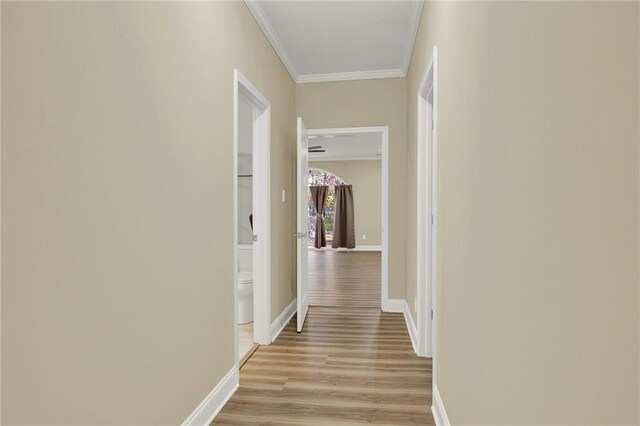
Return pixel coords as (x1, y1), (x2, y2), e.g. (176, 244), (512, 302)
(234, 69), (272, 369)
(296, 117), (311, 333)
(244, 1), (299, 82)
(182, 366), (239, 426)
(381, 128), (389, 314)
(233, 72), (240, 367)
(403, 300), (418, 355)
(306, 127), (389, 313)
(386, 299), (419, 356)
(297, 69), (405, 84)
(431, 384), (451, 426)
(245, 1), (421, 84)
(353, 245), (382, 252)
(385, 298), (405, 313)
(252, 84), (272, 346)
(308, 245), (382, 252)
(416, 46), (438, 359)
(270, 299), (296, 342)
(402, 1), (424, 73)
(310, 156), (382, 162)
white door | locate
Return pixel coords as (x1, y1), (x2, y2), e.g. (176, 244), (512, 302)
(296, 117), (309, 333)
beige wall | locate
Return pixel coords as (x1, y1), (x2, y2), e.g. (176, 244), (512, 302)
(297, 79), (407, 299)
(1, 2), (296, 424)
(310, 160), (382, 246)
(406, 2), (640, 424)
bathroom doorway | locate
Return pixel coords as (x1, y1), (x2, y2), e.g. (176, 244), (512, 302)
(233, 70), (272, 367)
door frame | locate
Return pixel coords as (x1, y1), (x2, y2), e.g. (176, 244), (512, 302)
(233, 69), (272, 368)
(304, 126), (389, 311)
(416, 46), (437, 359)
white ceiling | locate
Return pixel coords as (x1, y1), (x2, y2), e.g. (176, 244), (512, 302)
(308, 131), (382, 161)
(245, 1), (423, 83)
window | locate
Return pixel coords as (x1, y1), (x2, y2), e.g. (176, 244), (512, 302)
(308, 168), (346, 247)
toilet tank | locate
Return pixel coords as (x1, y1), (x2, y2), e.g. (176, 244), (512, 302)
(238, 245), (253, 272)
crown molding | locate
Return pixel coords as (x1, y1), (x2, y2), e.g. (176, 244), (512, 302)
(403, 1), (425, 73)
(244, 0), (299, 82)
(297, 68), (405, 84)
(245, 0), (423, 84)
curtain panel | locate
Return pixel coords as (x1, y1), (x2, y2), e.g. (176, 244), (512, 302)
(332, 184), (355, 249)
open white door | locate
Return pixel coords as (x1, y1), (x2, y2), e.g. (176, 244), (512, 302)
(296, 117), (309, 333)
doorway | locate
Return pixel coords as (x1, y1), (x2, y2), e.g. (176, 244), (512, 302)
(416, 47), (437, 359)
(295, 125), (390, 332)
(233, 70), (271, 367)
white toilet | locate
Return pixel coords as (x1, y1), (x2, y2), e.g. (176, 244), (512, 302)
(237, 245), (254, 324)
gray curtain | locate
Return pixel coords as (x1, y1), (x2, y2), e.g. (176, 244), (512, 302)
(310, 185), (328, 249)
(332, 184), (355, 249)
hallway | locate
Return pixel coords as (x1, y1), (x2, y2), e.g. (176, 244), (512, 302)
(3, 2), (639, 424)
(215, 249), (433, 424)
(214, 307), (433, 425)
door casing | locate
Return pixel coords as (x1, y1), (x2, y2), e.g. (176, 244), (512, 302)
(303, 126), (390, 311)
(233, 69), (272, 368)
(416, 46), (438, 360)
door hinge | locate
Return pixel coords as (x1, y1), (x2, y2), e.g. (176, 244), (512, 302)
(431, 309), (434, 320)
(252, 234), (258, 242)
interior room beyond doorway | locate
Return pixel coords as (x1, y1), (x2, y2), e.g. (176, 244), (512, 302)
(304, 127), (387, 309)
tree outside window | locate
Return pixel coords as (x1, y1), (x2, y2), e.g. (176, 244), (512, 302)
(308, 169), (346, 247)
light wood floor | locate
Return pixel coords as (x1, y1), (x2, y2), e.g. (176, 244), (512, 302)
(214, 307), (434, 425)
(214, 251), (433, 425)
(309, 251), (381, 308)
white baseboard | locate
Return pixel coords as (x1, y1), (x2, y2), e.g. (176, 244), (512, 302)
(402, 300), (418, 355)
(384, 298), (405, 313)
(431, 384), (451, 426)
(270, 299), (296, 342)
(308, 245), (382, 252)
(182, 365), (239, 426)
(385, 299), (418, 356)
(352, 245), (382, 251)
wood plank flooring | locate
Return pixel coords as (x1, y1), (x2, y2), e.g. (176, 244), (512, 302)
(309, 251), (381, 308)
(214, 251), (433, 425)
(215, 308), (433, 425)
